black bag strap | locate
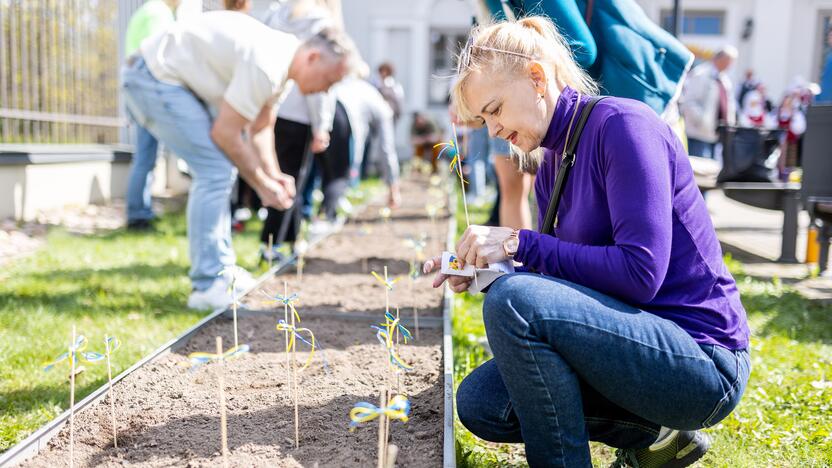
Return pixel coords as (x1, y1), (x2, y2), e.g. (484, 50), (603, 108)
(540, 96), (606, 235)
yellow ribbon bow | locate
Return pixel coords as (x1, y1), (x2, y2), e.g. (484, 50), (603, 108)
(349, 394), (411, 430)
(371, 271), (401, 291)
(187, 344), (250, 369)
(276, 320), (317, 371)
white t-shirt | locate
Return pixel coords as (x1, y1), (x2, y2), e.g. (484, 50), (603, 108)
(141, 10), (300, 121)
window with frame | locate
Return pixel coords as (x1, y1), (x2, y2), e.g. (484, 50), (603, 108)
(428, 30), (467, 105)
(660, 10), (725, 36)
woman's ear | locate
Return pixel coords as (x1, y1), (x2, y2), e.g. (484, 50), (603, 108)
(527, 61), (548, 96)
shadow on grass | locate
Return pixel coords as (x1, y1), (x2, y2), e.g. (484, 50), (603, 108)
(739, 281), (832, 345)
(0, 263), (191, 317)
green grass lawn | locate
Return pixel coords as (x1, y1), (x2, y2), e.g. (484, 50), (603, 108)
(451, 196), (832, 467)
(0, 183), (380, 453)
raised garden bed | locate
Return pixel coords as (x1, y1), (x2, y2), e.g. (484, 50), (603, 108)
(9, 175), (454, 467)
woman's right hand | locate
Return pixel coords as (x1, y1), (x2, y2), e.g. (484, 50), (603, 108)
(423, 255), (473, 293)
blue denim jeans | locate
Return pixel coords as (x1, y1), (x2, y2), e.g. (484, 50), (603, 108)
(122, 57), (237, 290)
(687, 137), (716, 159)
(465, 127), (489, 199)
(457, 273), (750, 467)
(126, 123), (159, 222)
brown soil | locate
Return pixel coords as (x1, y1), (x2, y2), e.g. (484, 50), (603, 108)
(21, 174), (451, 467)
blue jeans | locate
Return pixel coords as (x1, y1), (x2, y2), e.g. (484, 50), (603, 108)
(122, 57), (237, 290)
(457, 273), (750, 467)
(126, 123), (159, 222)
(465, 127), (489, 199)
(687, 137), (716, 159)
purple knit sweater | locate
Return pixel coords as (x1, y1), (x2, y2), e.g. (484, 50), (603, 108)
(515, 86), (750, 350)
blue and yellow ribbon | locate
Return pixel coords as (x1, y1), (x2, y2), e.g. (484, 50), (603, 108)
(187, 344), (250, 369)
(44, 335), (105, 372)
(218, 268), (242, 306)
(276, 320), (317, 372)
(433, 139), (468, 184)
(349, 394), (411, 430)
(104, 335), (121, 355)
(372, 326), (413, 371)
(381, 311), (413, 345)
(371, 271), (401, 291)
(262, 291), (302, 323)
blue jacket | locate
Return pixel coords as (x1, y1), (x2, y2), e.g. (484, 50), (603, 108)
(483, 0), (693, 116)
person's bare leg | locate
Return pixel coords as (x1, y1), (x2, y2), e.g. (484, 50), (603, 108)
(494, 155), (532, 230)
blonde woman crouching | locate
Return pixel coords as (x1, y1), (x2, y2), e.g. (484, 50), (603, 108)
(423, 16), (750, 468)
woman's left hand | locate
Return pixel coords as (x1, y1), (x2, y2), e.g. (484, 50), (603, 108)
(456, 225), (515, 269)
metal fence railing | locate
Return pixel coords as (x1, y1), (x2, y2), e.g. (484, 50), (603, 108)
(0, 0), (125, 144)
(0, 0), (226, 146)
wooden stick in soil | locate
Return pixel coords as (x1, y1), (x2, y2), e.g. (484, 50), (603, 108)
(384, 266), (390, 314)
(410, 267), (420, 340)
(268, 234), (274, 270)
(69, 326), (76, 468)
(291, 292), (300, 449)
(283, 281), (290, 399)
(451, 123), (478, 289)
(232, 280), (239, 349)
(395, 307), (401, 394)
(216, 336), (229, 467)
(376, 388), (387, 468)
(385, 444), (399, 468)
(105, 337), (117, 448)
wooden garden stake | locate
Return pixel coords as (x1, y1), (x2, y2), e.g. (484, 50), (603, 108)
(385, 444), (399, 468)
(105, 337), (117, 448)
(216, 337), (229, 467)
(384, 266), (389, 314)
(291, 297), (300, 449)
(69, 326), (76, 468)
(451, 123), (471, 227)
(232, 279), (239, 349)
(219, 268), (240, 349)
(376, 388), (387, 468)
(283, 281), (291, 398)
(268, 234), (274, 270)
(395, 307), (402, 393)
(410, 261), (420, 340)
(296, 240), (308, 282)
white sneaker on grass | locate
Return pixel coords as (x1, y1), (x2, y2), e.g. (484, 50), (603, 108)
(220, 265), (256, 294)
(187, 278), (233, 310)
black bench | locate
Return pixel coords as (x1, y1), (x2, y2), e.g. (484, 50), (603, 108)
(715, 126), (799, 263)
(801, 104), (832, 274)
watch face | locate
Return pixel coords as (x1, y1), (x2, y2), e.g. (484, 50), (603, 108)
(505, 236), (519, 254)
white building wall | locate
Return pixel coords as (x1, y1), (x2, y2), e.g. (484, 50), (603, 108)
(637, 0), (832, 100)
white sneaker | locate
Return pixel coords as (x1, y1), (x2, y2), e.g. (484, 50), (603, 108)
(233, 207), (252, 222)
(187, 279), (232, 310)
(308, 218), (337, 236)
(337, 197), (354, 216)
(220, 266), (256, 294)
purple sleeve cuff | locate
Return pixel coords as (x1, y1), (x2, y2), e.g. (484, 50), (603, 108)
(515, 229), (533, 264)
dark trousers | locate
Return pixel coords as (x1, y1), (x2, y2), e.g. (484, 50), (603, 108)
(261, 118), (311, 244)
(316, 102), (352, 220)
